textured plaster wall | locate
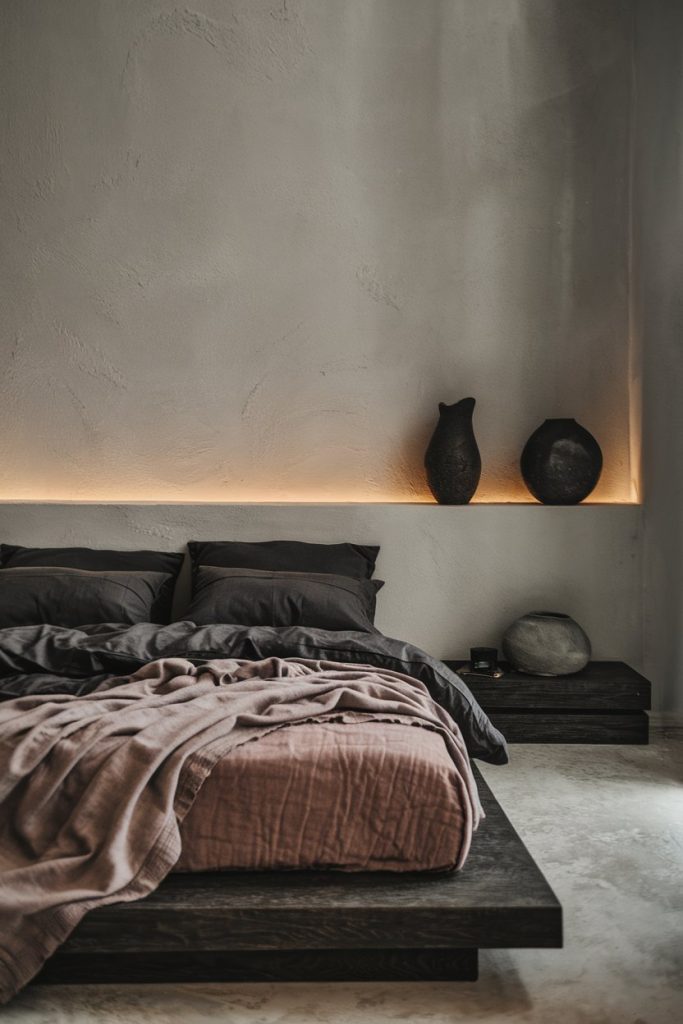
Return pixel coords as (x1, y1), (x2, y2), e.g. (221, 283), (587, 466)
(0, 0), (635, 502)
(635, 1), (683, 715)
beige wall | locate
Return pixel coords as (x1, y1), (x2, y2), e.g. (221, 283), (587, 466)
(1, 2), (657, 699)
(0, 0), (635, 503)
(635, 0), (683, 716)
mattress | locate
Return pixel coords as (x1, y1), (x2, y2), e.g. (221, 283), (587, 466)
(175, 714), (469, 873)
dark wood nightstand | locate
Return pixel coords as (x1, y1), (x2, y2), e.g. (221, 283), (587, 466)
(444, 661), (651, 744)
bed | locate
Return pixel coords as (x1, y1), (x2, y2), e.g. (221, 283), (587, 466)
(0, 535), (562, 997)
(36, 767), (561, 985)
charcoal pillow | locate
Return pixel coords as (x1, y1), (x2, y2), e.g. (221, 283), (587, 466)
(185, 566), (384, 632)
(0, 566), (174, 628)
(0, 545), (183, 622)
(187, 540), (379, 581)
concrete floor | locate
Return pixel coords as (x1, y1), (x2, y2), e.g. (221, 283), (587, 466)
(5, 735), (683, 1024)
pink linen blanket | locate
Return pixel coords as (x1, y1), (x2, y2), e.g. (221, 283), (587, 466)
(0, 656), (481, 1001)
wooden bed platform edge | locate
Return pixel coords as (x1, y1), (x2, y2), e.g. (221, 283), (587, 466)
(36, 767), (563, 985)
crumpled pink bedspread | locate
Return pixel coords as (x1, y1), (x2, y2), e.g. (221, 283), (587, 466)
(0, 656), (481, 1001)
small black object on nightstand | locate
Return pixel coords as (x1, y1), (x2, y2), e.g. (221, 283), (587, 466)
(469, 647), (500, 675)
(445, 660), (651, 744)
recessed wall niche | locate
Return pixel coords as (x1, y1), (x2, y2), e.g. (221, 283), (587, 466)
(0, 2), (637, 505)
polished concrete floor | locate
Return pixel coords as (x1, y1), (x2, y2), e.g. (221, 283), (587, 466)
(5, 734), (683, 1024)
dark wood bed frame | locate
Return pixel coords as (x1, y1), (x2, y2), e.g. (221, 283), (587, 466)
(35, 768), (562, 985)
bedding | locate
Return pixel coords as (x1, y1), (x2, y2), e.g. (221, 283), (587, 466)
(0, 621), (507, 763)
(185, 566), (383, 631)
(0, 566), (173, 628)
(0, 545), (183, 622)
(0, 655), (481, 1002)
(176, 716), (471, 873)
(188, 539), (379, 580)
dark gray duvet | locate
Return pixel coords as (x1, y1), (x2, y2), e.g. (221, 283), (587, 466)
(0, 622), (507, 763)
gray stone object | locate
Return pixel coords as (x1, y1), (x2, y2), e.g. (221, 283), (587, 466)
(424, 398), (481, 505)
(502, 611), (591, 676)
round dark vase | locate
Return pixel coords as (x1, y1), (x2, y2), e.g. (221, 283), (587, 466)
(520, 418), (602, 505)
(424, 397), (481, 504)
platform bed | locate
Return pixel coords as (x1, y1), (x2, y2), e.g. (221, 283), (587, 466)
(35, 768), (562, 986)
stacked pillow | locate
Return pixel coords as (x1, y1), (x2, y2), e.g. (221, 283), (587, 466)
(0, 545), (183, 627)
(0, 540), (383, 632)
(185, 540), (383, 632)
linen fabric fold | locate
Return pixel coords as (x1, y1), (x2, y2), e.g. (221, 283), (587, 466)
(0, 656), (481, 1002)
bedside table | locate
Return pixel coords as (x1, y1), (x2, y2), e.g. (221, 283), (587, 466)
(444, 661), (651, 744)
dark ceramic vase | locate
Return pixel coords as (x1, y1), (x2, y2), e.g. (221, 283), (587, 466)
(520, 418), (602, 505)
(424, 397), (481, 504)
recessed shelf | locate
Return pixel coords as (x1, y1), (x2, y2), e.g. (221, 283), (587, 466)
(0, 499), (641, 508)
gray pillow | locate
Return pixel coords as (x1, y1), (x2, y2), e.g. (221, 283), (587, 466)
(185, 567), (384, 632)
(187, 540), (379, 581)
(0, 566), (174, 628)
(0, 545), (183, 622)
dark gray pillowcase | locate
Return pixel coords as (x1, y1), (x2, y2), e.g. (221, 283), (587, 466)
(185, 566), (384, 632)
(0, 567), (174, 628)
(0, 545), (183, 622)
(187, 540), (379, 581)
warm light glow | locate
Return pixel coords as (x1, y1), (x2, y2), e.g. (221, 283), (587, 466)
(0, 473), (638, 505)
(0, 451), (638, 505)
(0, 493), (639, 506)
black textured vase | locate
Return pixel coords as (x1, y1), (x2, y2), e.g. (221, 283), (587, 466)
(521, 418), (602, 505)
(424, 397), (481, 504)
